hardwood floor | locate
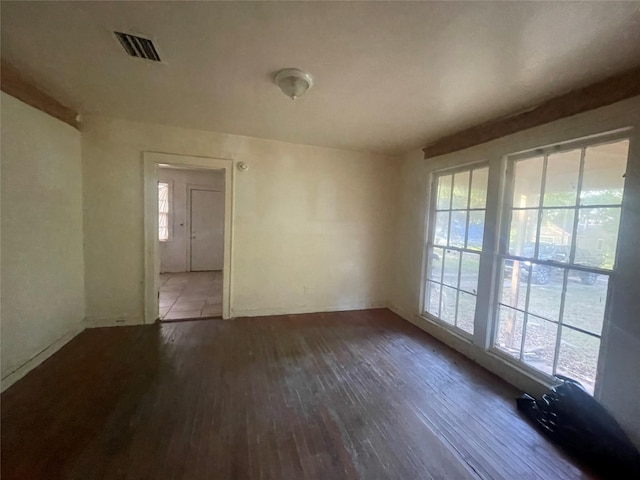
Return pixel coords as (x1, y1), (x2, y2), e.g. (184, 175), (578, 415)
(1, 309), (594, 480)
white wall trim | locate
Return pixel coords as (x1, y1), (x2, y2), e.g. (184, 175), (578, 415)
(233, 301), (387, 318)
(84, 316), (145, 328)
(1, 324), (84, 392)
(144, 152), (234, 321)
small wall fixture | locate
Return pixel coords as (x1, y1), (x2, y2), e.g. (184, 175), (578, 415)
(237, 161), (249, 172)
(274, 68), (314, 100)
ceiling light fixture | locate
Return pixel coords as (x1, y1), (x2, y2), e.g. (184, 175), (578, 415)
(274, 68), (314, 100)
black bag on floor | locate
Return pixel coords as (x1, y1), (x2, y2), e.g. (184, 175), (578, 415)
(517, 375), (640, 478)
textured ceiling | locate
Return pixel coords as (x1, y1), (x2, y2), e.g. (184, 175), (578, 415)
(2, 1), (640, 154)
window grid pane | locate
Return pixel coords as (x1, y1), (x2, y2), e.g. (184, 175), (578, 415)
(495, 139), (628, 394)
(424, 165), (487, 337)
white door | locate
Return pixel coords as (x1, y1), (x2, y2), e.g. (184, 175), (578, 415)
(190, 189), (224, 271)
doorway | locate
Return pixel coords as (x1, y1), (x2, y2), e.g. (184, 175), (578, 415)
(157, 166), (224, 321)
(143, 153), (233, 323)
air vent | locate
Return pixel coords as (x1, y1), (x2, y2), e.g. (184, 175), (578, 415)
(114, 32), (161, 62)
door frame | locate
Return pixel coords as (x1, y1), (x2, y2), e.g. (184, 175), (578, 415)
(143, 152), (234, 322)
(186, 184), (224, 272)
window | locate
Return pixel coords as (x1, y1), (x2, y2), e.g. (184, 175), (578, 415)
(425, 165), (489, 335)
(495, 139), (629, 393)
(158, 182), (170, 241)
(423, 135), (629, 395)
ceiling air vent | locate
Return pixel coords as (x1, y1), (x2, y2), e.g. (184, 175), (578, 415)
(114, 32), (161, 62)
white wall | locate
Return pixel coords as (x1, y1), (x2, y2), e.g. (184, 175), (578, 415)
(158, 168), (224, 273)
(388, 96), (640, 444)
(1, 92), (85, 390)
(81, 116), (396, 324)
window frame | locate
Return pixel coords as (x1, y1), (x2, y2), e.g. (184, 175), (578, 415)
(420, 129), (631, 392)
(489, 131), (629, 389)
(422, 161), (490, 341)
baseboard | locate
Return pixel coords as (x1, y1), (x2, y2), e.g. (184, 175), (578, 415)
(387, 303), (550, 398)
(1, 324), (84, 392)
(232, 301), (387, 318)
(84, 315), (146, 328)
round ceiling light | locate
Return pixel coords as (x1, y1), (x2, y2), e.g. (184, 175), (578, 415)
(274, 68), (314, 100)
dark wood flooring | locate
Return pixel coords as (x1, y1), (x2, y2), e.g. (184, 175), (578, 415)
(1, 309), (593, 479)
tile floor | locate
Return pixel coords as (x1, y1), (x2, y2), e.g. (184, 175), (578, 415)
(159, 271), (222, 320)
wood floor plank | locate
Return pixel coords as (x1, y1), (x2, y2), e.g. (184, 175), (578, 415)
(1, 309), (595, 479)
